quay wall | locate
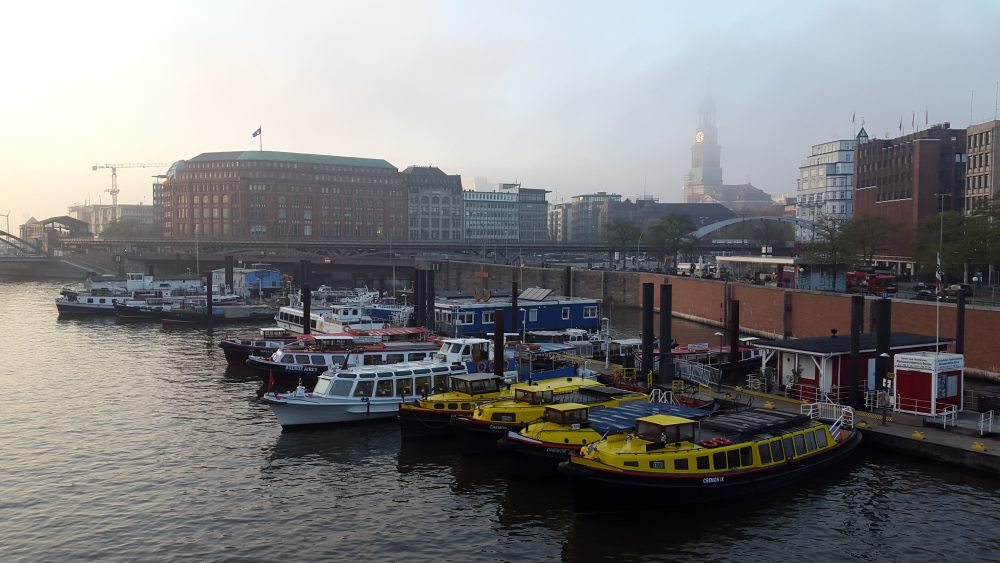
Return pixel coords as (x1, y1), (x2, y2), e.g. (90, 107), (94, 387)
(432, 262), (1000, 377)
(860, 429), (1000, 476)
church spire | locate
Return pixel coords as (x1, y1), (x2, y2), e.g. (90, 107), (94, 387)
(699, 90), (716, 127)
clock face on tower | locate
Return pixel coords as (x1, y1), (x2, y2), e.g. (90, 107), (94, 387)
(695, 131), (705, 143)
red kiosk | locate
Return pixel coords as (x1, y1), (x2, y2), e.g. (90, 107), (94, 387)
(892, 352), (964, 416)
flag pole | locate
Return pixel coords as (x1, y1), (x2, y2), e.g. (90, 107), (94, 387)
(259, 125), (263, 152)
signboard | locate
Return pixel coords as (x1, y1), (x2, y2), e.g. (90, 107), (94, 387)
(894, 353), (964, 373)
(687, 342), (710, 351)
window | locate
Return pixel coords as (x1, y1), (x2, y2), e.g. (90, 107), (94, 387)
(712, 452), (727, 470)
(353, 381), (374, 398)
(482, 312), (494, 324)
(815, 429), (829, 448)
(528, 309), (538, 322)
(740, 447), (753, 467)
(583, 306), (598, 318)
(562, 307), (570, 320)
(805, 431), (817, 451)
(396, 378), (413, 396)
(696, 456), (710, 470)
(758, 442), (772, 464)
(771, 440), (785, 462)
(674, 458), (689, 471)
(457, 312), (474, 325)
(726, 449), (740, 468)
(375, 380), (393, 397)
(415, 376), (431, 395)
(793, 434), (807, 456)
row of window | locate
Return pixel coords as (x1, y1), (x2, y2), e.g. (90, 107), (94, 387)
(654, 428), (830, 472)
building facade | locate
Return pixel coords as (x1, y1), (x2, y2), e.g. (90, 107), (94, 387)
(853, 124), (967, 264)
(567, 191), (620, 243)
(162, 151), (405, 241)
(965, 120), (998, 214)
(518, 187), (550, 242)
(796, 139), (856, 240)
(604, 199), (736, 230)
(548, 202), (570, 242)
(463, 189), (519, 243)
(400, 166), (463, 242)
(68, 203), (156, 235)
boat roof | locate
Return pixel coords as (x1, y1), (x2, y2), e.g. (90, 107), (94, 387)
(451, 372), (504, 382)
(700, 408), (811, 437)
(612, 338), (643, 346)
(518, 342), (575, 355)
(363, 327), (427, 336)
(440, 338), (491, 345)
(636, 414), (697, 427)
(589, 403), (710, 435)
(754, 332), (954, 356)
(546, 403), (589, 413)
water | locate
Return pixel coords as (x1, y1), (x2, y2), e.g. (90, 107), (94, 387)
(1, 280), (998, 562)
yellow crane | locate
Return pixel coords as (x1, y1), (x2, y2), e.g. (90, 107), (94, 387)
(91, 162), (169, 210)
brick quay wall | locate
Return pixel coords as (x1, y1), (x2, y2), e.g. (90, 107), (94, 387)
(434, 261), (1000, 379)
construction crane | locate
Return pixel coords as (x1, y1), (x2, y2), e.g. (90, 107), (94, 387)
(92, 163), (170, 211)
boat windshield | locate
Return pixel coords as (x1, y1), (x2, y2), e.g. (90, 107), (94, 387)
(313, 377), (333, 395)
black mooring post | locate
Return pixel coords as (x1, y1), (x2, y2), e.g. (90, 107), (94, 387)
(849, 295), (864, 409)
(728, 299), (740, 379)
(301, 284), (312, 335)
(956, 293), (966, 354)
(874, 297), (891, 389)
(511, 280), (519, 338)
(204, 272), (214, 322)
(658, 284), (673, 385)
(641, 282), (654, 384)
(224, 255), (234, 292)
(494, 308), (505, 378)
(413, 269), (424, 328)
(426, 269), (436, 332)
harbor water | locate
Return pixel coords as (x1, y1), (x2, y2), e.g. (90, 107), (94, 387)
(1, 280), (998, 562)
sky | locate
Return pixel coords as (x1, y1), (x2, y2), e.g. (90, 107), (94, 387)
(2, 0), (999, 227)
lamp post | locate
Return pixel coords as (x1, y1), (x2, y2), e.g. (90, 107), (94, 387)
(879, 352), (891, 425)
(933, 193), (950, 354)
(602, 316), (611, 368)
(636, 224), (655, 271)
(519, 308), (527, 341)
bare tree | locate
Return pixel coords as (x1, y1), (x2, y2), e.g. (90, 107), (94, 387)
(801, 217), (857, 290)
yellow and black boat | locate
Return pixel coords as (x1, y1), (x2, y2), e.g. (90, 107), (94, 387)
(451, 385), (649, 455)
(558, 405), (861, 513)
(498, 401), (711, 478)
(398, 374), (602, 440)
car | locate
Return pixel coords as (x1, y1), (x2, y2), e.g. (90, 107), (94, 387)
(913, 289), (939, 301)
(943, 283), (973, 298)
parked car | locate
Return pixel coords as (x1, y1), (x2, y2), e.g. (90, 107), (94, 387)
(913, 288), (939, 301)
(943, 283), (973, 299)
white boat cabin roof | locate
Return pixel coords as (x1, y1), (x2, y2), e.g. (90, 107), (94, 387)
(321, 360), (466, 379)
(439, 338), (491, 345)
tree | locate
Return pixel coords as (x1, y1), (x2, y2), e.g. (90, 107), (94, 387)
(843, 215), (898, 264)
(603, 218), (640, 268)
(913, 211), (968, 282)
(800, 217), (857, 290)
(101, 218), (161, 239)
(649, 213), (696, 267)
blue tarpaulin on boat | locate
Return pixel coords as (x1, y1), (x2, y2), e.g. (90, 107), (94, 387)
(589, 403), (710, 435)
(522, 342), (575, 355)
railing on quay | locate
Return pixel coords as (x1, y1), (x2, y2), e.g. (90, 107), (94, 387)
(981, 411), (995, 436)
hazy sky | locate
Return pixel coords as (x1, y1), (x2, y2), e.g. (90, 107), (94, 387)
(2, 0), (999, 227)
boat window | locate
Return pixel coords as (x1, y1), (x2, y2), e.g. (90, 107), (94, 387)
(395, 370), (413, 376)
(770, 440), (785, 462)
(649, 460), (665, 469)
(360, 373), (376, 379)
(758, 443), (773, 464)
(433, 403), (445, 410)
(726, 449), (740, 468)
(410, 353), (426, 361)
(413, 368), (431, 375)
(815, 429), (829, 448)
(793, 434), (807, 456)
(783, 437), (794, 459)
(331, 355), (346, 365)
(386, 354), (404, 364)
(364, 356), (381, 365)
(740, 447), (753, 467)
(376, 380), (393, 397)
(491, 413), (515, 422)
(87, 298), (94, 303)
(415, 376), (432, 395)
(376, 372), (393, 378)
(696, 456), (710, 470)
(396, 378), (413, 397)
(280, 355), (295, 364)
(432, 376), (449, 393)
(295, 355), (311, 364)
(311, 355), (325, 365)
(337, 373), (357, 379)
(805, 431), (817, 452)
(447, 403), (459, 410)
(313, 378), (333, 396)
(253, 341), (265, 347)
(674, 458), (689, 471)
(712, 452), (726, 470)
(99, 298), (106, 304)
(432, 366), (449, 373)
(460, 403), (471, 410)
(354, 381), (374, 398)
(329, 379), (354, 397)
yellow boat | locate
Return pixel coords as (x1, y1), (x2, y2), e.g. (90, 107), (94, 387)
(558, 405), (862, 513)
(498, 401), (711, 478)
(451, 385), (649, 455)
(398, 374), (601, 440)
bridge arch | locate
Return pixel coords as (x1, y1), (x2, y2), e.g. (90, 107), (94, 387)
(690, 216), (816, 239)
(0, 230), (48, 257)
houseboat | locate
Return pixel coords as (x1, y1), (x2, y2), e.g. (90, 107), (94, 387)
(433, 288), (601, 337)
(261, 360), (471, 428)
(558, 405), (861, 513)
(498, 400), (712, 478)
(55, 272), (203, 315)
(450, 384), (650, 455)
(275, 303), (388, 334)
(218, 327), (303, 366)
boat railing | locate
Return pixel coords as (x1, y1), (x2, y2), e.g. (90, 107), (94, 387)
(648, 388), (677, 405)
(800, 402), (854, 435)
(673, 358), (722, 388)
(936, 404), (958, 429)
(980, 410), (995, 436)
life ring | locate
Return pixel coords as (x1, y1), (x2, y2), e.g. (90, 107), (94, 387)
(476, 361), (487, 372)
(717, 437), (732, 446)
(699, 439), (714, 448)
(487, 360), (495, 372)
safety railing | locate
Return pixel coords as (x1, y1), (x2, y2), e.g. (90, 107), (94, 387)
(800, 402), (854, 436)
(648, 388), (677, 405)
(981, 411), (995, 436)
(673, 358), (722, 387)
(936, 404), (958, 429)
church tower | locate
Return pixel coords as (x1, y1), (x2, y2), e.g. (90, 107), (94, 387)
(684, 91), (724, 202)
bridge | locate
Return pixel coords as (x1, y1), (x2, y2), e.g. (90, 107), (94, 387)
(0, 230), (48, 258)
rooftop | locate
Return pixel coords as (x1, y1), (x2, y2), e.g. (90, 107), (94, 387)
(754, 332), (954, 356)
(187, 150), (396, 170)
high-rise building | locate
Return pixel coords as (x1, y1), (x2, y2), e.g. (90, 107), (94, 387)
(568, 191), (621, 243)
(853, 123), (966, 268)
(517, 187), (550, 242)
(68, 203), (155, 235)
(548, 202), (570, 242)
(796, 139), (856, 240)
(965, 120), (999, 214)
(463, 189), (519, 243)
(161, 150), (405, 241)
(683, 92), (777, 213)
(400, 166), (463, 242)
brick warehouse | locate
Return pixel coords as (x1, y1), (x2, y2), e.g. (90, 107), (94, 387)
(162, 151), (406, 241)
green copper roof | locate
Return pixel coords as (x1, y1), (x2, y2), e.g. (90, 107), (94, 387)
(188, 150), (396, 170)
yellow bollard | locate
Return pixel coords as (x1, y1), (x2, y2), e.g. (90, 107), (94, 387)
(735, 386), (743, 392)
(856, 420), (869, 429)
(763, 401), (775, 409)
(971, 442), (988, 453)
(911, 430), (926, 440)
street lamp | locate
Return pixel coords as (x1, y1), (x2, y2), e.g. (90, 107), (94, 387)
(519, 308), (527, 341)
(714, 331), (725, 363)
(636, 224), (656, 271)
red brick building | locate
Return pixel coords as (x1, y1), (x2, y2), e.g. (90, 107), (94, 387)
(162, 151), (406, 241)
(853, 124), (966, 267)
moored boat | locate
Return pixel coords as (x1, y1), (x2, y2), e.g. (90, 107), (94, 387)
(451, 385), (650, 455)
(558, 404), (861, 513)
(261, 360), (469, 428)
(218, 327), (309, 366)
(498, 399), (711, 479)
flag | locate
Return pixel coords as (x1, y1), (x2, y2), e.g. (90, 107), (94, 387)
(252, 127), (262, 138)
(898, 117), (903, 133)
(935, 253), (944, 293)
(852, 112), (856, 124)
(925, 107), (928, 126)
(912, 112), (915, 129)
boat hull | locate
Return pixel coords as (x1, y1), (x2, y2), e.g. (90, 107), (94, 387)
(398, 407), (469, 440)
(498, 434), (580, 479)
(264, 396), (404, 428)
(452, 418), (522, 456)
(218, 339), (298, 366)
(558, 430), (862, 513)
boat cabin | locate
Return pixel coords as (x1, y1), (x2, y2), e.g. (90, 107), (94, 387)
(312, 361), (467, 399)
(635, 415), (698, 448)
(543, 403), (590, 427)
(448, 373), (505, 396)
(513, 387), (554, 406)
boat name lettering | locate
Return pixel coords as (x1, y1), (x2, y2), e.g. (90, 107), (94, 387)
(702, 476), (725, 484)
(286, 365), (303, 371)
(489, 425), (509, 431)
